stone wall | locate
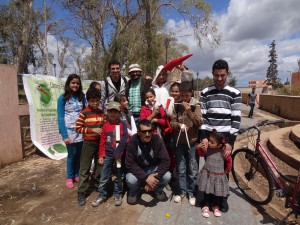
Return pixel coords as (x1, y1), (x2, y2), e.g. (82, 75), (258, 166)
(0, 65), (29, 167)
(242, 93), (300, 121)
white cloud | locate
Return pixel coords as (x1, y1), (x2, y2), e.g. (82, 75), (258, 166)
(166, 0), (300, 87)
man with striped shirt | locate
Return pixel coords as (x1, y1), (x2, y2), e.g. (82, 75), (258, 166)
(198, 59), (242, 212)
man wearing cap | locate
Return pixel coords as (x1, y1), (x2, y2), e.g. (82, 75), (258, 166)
(125, 63), (152, 124)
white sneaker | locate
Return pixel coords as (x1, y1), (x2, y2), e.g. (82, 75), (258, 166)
(174, 194), (184, 203)
(189, 196), (196, 206)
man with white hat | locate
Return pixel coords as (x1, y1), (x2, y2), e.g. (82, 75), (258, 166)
(125, 63), (152, 124)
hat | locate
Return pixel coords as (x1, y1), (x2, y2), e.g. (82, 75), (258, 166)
(128, 64), (142, 73)
(107, 101), (121, 111)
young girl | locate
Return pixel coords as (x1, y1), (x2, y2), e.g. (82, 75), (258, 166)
(114, 94), (137, 137)
(170, 81), (202, 206)
(140, 89), (168, 136)
(57, 74), (86, 188)
(196, 130), (232, 218)
(166, 82), (181, 116)
(164, 82), (181, 183)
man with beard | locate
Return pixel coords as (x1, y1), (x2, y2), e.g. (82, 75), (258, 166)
(125, 119), (171, 204)
(197, 59), (242, 213)
(125, 64), (152, 124)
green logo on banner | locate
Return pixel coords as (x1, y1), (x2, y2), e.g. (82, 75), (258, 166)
(37, 84), (52, 106)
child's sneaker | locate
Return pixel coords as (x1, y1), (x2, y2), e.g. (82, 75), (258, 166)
(65, 179), (74, 188)
(91, 195), (107, 207)
(173, 194), (185, 203)
(213, 207), (222, 217)
(188, 196), (196, 206)
(77, 193), (86, 206)
(74, 176), (79, 182)
(114, 195), (122, 206)
(202, 207), (210, 218)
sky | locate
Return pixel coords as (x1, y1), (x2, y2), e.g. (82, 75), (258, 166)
(16, 0), (300, 86)
(167, 0), (300, 86)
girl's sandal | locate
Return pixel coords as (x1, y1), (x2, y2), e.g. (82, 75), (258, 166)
(213, 208), (222, 217)
(202, 207), (210, 218)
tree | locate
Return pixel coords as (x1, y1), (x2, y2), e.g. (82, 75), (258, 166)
(0, 0), (34, 73)
(266, 40), (279, 85)
(197, 76), (213, 90)
(228, 71), (237, 87)
(62, 0), (221, 78)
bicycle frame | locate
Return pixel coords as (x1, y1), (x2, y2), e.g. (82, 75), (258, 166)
(251, 125), (300, 214)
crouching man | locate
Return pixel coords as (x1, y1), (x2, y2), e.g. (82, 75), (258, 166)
(125, 119), (171, 204)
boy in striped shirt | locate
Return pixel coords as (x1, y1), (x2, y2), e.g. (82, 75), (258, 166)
(75, 87), (105, 206)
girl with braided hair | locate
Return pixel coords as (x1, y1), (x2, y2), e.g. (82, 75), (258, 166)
(196, 129), (232, 218)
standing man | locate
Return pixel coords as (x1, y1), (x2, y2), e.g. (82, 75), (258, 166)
(125, 119), (171, 204)
(198, 59), (242, 213)
(247, 87), (259, 118)
(101, 60), (128, 109)
(151, 65), (172, 108)
(125, 64), (152, 124)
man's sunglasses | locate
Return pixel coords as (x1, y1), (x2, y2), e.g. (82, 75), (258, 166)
(139, 129), (153, 134)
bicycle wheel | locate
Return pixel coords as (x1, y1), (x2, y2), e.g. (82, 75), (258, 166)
(232, 148), (275, 205)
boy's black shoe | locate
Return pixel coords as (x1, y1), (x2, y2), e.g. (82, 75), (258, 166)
(77, 193), (86, 206)
(155, 191), (167, 201)
(127, 195), (137, 205)
(220, 197), (229, 212)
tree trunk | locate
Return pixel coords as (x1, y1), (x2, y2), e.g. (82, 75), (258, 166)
(17, 0), (33, 74)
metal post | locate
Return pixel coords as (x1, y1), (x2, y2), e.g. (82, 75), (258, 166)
(53, 63), (57, 78)
(164, 38), (171, 64)
(196, 72), (199, 91)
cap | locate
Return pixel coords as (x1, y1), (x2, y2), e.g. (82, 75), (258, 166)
(128, 63), (142, 73)
(107, 101), (121, 111)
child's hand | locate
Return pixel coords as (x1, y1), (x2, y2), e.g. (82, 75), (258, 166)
(92, 128), (102, 135)
(182, 102), (191, 113)
(151, 108), (159, 116)
(63, 138), (71, 145)
(151, 118), (157, 123)
(98, 158), (104, 165)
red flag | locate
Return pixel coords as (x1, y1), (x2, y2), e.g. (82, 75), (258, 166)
(163, 54), (193, 71)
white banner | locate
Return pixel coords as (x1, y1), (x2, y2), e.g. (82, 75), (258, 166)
(23, 74), (98, 160)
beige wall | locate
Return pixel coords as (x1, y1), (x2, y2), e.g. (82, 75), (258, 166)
(0, 65), (25, 166)
(242, 93), (300, 120)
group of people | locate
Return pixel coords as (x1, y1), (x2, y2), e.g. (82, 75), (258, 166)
(57, 59), (242, 218)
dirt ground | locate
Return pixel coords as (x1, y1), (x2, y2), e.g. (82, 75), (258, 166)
(0, 154), (140, 225)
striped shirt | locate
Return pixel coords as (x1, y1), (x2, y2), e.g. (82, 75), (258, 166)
(199, 85), (242, 146)
(75, 106), (105, 141)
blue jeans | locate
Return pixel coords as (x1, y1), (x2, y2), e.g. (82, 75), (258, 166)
(66, 142), (83, 179)
(98, 156), (123, 197)
(176, 143), (198, 197)
(126, 171), (171, 197)
(248, 103), (255, 117)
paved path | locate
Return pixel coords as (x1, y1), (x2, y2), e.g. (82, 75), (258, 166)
(131, 104), (282, 225)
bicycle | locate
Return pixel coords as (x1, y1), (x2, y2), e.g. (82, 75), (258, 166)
(231, 119), (300, 222)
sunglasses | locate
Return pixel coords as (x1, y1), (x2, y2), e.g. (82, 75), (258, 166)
(139, 129), (153, 134)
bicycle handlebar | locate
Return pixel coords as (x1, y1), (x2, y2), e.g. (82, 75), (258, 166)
(238, 119), (284, 134)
